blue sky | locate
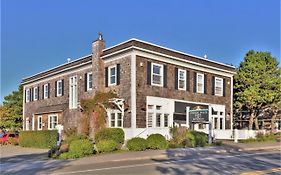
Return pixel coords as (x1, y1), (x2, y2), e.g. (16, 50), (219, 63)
(1, 0), (280, 104)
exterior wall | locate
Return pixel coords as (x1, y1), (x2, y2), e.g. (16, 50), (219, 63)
(136, 55), (232, 129)
(103, 55), (132, 128)
(23, 66), (93, 130)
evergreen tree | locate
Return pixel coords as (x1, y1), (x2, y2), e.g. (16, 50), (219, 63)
(234, 50), (281, 130)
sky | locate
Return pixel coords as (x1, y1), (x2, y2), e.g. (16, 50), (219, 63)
(1, 0), (280, 104)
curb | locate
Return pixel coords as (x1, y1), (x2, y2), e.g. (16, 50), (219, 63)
(238, 146), (281, 152)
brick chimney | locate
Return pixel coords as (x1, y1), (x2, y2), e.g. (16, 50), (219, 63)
(92, 32), (106, 91)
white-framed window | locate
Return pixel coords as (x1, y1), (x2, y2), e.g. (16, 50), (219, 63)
(108, 65), (117, 86)
(215, 77), (223, 96)
(156, 113), (161, 127)
(38, 115), (43, 130)
(178, 69), (186, 90)
(87, 72), (93, 91)
(48, 115), (58, 130)
(33, 87), (38, 101)
(26, 89), (30, 102)
(43, 84), (49, 99)
(164, 114), (169, 127)
(69, 76), (78, 109)
(56, 80), (63, 97)
(196, 73), (204, 93)
(147, 113), (153, 127)
(147, 104), (170, 128)
(151, 63), (163, 86)
(109, 111), (123, 128)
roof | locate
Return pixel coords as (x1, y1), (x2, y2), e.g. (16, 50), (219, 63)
(22, 38), (236, 85)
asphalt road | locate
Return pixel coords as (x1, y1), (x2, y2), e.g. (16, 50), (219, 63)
(1, 149), (280, 175)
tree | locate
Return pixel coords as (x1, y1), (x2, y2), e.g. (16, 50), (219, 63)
(0, 85), (23, 130)
(234, 50), (281, 130)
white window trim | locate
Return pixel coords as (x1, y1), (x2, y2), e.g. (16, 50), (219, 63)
(178, 69), (186, 90)
(33, 87), (38, 101)
(109, 110), (123, 128)
(87, 72), (93, 91)
(38, 115), (42, 130)
(69, 76), (78, 109)
(108, 65), (117, 86)
(48, 114), (58, 130)
(151, 63), (164, 87)
(196, 73), (204, 93)
(215, 77), (223, 96)
(32, 116), (35, 130)
(56, 80), (63, 97)
(43, 84), (49, 99)
(26, 89), (30, 102)
(25, 117), (29, 131)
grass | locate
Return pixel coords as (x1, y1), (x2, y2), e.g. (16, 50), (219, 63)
(240, 132), (281, 143)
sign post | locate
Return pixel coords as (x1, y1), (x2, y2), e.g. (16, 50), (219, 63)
(55, 124), (64, 146)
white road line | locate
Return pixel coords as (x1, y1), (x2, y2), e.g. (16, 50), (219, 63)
(51, 151), (280, 175)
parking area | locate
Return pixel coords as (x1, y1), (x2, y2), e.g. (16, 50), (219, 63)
(0, 145), (48, 159)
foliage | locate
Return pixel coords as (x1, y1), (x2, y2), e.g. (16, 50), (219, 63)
(240, 132), (280, 143)
(147, 134), (168, 150)
(59, 151), (82, 159)
(169, 126), (188, 147)
(185, 131), (196, 147)
(63, 134), (88, 145)
(8, 137), (19, 145)
(190, 131), (208, 147)
(127, 137), (148, 151)
(96, 139), (118, 153)
(68, 139), (93, 157)
(234, 50), (281, 129)
(95, 128), (124, 144)
(0, 85), (23, 130)
(19, 130), (57, 148)
(81, 91), (118, 131)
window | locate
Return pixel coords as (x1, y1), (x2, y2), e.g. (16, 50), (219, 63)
(43, 84), (49, 99)
(38, 116), (42, 130)
(26, 89), (30, 102)
(109, 111), (123, 128)
(156, 113), (161, 127)
(147, 113), (153, 127)
(196, 73), (204, 93)
(215, 77), (223, 96)
(56, 80), (63, 96)
(148, 105), (154, 110)
(214, 118), (218, 129)
(178, 69), (186, 90)
(164, 114), (169, 127)
(48, 115), (58, 130)
(108, 65), (117, 86)
(151, 63), (163, 86)
(87, 72), (93, 91)
(33, 87), (38, 101)
(219, 118), (223, 130)
(69, 76), (78, 109)
(156, 105), (162, 110)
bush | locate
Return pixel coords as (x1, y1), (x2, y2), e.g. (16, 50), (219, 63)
(19, 130), (57, 148)
(68, 139), (93, 157)
(96, 140), (118, 153)
(190, 131), (208, 147)
(127, 137), (147, 151)
(95, 128), (124, 144)
(8, 137), (19, 145)
(59, 152), (81, 159)
(169, 127), (187, 146)
(185, 131), (196, 147)
(63, 134), (87, 145)
(147, 134), (168, 150)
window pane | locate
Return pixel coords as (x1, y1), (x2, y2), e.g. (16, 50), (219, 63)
(164, 114), (169, 127)
(148, 105), (153, 109)
(152, 75), (161, 84)
(110, 76), (116, 84)
(179, 80), (185, 89)
(156, 105), (161, 110)
(156, 113), (161, 127)
(110, 67), (116, 75)
(153, 65), (160, 74)
(220, 118), (223, 129)
(111, 113), (115, 127)
(214, 118), (218, 129)
(148, 113), (153, 127)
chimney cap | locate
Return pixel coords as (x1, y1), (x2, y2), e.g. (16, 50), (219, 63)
(204, 54), (208, 59)
(98, 32), (103, 40)
(67, 58), (71, 63)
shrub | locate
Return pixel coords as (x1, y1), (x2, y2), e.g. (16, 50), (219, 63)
(127, 137), (147, 151)
(68, 139), (93, 157)
(147, 134), (168, 150)
(95, 128), (124, 144)
(96, 140), (118, 153)
(240, 137), (256, 143)
(63, 134), (87, 145)
(59, 152), (81, 159)
(8, 137), (19, 145)
(190, 131), (208, 147)
(19, 130), (57, 148)
(185, 131), (196, 147)
(169, 127), (187, 146)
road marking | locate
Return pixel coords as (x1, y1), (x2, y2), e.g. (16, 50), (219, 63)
(51, 151), (280, 175)
(240, 167), (281, 175)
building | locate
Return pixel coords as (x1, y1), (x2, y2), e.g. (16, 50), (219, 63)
(22, 34), (236, 139)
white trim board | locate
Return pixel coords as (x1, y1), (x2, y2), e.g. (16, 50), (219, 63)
(131, 52), (137, 128)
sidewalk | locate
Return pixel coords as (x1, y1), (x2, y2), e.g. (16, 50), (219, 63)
(222, 140), (281, 151)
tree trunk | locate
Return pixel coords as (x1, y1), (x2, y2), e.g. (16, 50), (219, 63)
(254, 117), (259, 130)
(249, 112), (254, 130)
(271, 110), (277, 133)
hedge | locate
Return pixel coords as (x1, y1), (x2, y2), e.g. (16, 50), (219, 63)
(19, 130), (58, 148)
(59, 139), (93, 159)
(189, 131), (208, 147)
(147, 134), (168, 150)
(95, 128), (124, 144)
(96, 140), (118, 153)
(127, 137), (147, 151)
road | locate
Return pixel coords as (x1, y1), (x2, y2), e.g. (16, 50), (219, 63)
(1, 148), (280, 175)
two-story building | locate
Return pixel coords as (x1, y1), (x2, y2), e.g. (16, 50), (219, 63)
(22, 34), (236, 139)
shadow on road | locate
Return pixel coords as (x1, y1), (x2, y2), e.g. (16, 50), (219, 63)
(0, 152), (71, 175)
(151, 147), (281, 175)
